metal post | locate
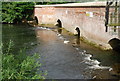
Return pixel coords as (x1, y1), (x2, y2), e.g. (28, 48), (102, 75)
(114, 1), (118, 32)
(105, 1), (109, 32)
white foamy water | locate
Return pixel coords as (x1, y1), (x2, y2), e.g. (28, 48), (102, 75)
(55, 28), (113, 71)
(35, 27), (51, 30)
(89, 65), (112, 70)
(75, 48), (79, 51)
(59, 36), (64, 40)
(79, 50), (113, 70)
(85, 60), (100, 65)
(64, 40), (70, 44)
(57, 33), (61, 37)
(56, 33), (70, 44)
(84, 54), (92, 61)
(83, 50), (87, 53)
(56, 33), (65, 40)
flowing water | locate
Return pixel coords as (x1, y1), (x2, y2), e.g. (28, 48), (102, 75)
(2, 24), (120, 79)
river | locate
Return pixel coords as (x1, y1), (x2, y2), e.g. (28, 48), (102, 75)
(2, 24), (120, 79)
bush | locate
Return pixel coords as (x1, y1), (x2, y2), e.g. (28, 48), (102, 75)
(2, 2), (34, 23)
(2, 40), (47, 79)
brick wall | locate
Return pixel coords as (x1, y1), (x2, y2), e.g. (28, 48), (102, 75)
(34, 4), (119, 49)
(34, 7), (56, 24)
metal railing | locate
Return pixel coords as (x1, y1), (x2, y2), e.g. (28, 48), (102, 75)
(105, 0), (120, 32)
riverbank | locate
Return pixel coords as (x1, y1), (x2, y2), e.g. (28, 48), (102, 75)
(2, 40), (47, 79)
(35, 24), (112, 51)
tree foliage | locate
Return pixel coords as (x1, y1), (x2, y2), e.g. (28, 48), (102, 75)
(2, 2), (34, 23)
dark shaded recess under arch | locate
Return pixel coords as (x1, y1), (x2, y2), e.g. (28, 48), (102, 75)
(34, 16), (38, 24)
(56, 19), (62, 27)
(108, 38), (120, 52)
(75, 27), (80, 38)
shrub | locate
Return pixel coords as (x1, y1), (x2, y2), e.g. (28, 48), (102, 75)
(2, 40), (47, 79)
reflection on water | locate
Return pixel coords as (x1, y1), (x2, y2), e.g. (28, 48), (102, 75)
(111, 63), (120, 76)
(35, 29), (57, 42)
(3, 24), (120, 79)
(76, 37), (80, 45)
(36, 26), (120, 79)
(57, 28), (62, 34)
(2, 24), (37, 53)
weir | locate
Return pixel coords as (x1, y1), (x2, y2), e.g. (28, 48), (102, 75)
(34, 1), (120, 50)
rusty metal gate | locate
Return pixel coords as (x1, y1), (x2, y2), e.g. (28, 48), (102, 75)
(105, 0), (120, 33)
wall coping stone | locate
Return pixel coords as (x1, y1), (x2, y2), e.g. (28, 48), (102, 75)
(35, 1), (107, 8)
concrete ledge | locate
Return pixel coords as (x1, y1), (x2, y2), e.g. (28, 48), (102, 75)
(35, 1), (106, 8)
(80, 36), (112, 50)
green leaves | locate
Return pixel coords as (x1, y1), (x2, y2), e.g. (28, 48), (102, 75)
(2, 41), (47, 79)
(2, 51), (46, 79)
(2, 2), (34, 23)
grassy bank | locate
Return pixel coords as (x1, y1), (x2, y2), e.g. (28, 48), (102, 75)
(2, 40), (47, 79)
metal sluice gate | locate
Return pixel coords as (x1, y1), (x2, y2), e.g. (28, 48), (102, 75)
(105, 0), (120, 32)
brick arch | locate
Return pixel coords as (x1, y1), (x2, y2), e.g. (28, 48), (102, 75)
(108, 38), (120, 52)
